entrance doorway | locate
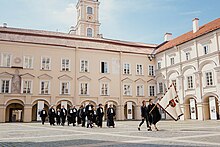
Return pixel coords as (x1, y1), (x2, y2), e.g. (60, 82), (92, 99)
(6, 103), (24, 122)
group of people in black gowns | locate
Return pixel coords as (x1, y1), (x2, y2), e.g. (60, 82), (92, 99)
(40, 103), (116, 128)
(138, 99), (161, 131)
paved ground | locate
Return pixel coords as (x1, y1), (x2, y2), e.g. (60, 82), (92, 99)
(0, 120), (220, 147)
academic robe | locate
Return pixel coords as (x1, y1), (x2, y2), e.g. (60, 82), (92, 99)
(48, 108), (56, 125)
(60, 108), (67, 126)
(107, 107), (116, 127)
(77, 108), (82, 125)
(80, 108), (86, 127)
(85, 104), (94, 128)
(56, 110), (61, 125)
(148, 103), (161, 125)
(96, 107), (104, 127)
(40, 110), (47, 125)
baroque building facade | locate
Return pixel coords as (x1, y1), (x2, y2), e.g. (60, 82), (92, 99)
(0, 0), (219, 122)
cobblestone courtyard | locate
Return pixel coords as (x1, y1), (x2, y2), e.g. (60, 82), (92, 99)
(0, 120), (220, 147)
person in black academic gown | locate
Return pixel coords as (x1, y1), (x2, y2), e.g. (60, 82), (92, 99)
(48, 106), (56, 126)
(80, 105), (86, 127)
(148, 99), (161, 131)
(72, 106), (78, 126)
(138, 100), (151, 131)
(77, 105), (83, 125)
(56, 109), (61, 125)
(96, 104), (104, 128)
(85, 103), (94, 128)
(60, 105), (67, 126)
(40, 108), (47, 125)
(67, 106), (73, 126)
(107, 105), (116, 128)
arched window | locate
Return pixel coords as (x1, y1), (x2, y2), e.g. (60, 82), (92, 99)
(87, 7), (93, 14)
(87, 28), (93, 37)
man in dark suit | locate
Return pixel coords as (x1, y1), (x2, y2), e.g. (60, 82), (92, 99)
(48, 106), (56, 126)
(96, 104), (104, 128)
(60, 105), (67, 126)
(40, 108), (47, 125)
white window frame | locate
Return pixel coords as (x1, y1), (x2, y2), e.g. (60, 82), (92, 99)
(87, 6), (93, 14)
(203, 44), (209, 55)
(123, 84), (132, 96)
(149, 85), (155, 97)
(79, 82), (89, 95)
(60, 81), (70, 95)
(100, 61), (109, 74)
(123, 63), (131, 75)
(80, 60), (89, 73)
(100, 82), (110, 96)
(157, 61), (162, 69)
(41, 56), (51, 70)
(21, 80), (33, 94)
(136, 64), (143, 75)
(23, 56), (34, 69)
(40, 80), (50, 95)
(136, 84), (144, 97)
(158, 82), (163, 94)
(87, 28), (93, 37)
(0, 79), (11, 93)
(148, 65), (155, 76)
(185, 52), (191, 61)
(205, 71), (214, 86)
(61, 58), (70, 71)
(1, 53), (11, 67)
(187, 76), (194, 89)
(170, 57), (175, 65)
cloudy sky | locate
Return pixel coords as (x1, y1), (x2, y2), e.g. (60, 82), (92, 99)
(0, 0), (219, 44)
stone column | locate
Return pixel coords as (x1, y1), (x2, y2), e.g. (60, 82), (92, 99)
(177, 75), (184, 104)
(0, 105), (6, 122)
(214, 67), (220, 119)
(117, 105), (124, 120)
(197, 102), (203, 120)
(23, 105), (32, 122)
(194, 71), (202, 102)
(135, 105), (141, 120)
(180, 104), (185, 120)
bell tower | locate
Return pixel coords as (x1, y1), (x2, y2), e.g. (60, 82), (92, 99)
(73, 0), (101, 38)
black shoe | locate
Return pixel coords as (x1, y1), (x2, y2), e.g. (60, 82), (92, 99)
(148, 128), (152, 131)
(138, 127), (140, 131)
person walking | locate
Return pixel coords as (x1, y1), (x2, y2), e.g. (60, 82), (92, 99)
(48, 106), (56, 126)
(56, 109), (61, 125)
(148, 99), (161, 131)
(40, 108), (47, 125)
(96, 104), (104, 128)
(107, 105), (116, 128)
(60, 105), (67, 126)
(138, 100), (151, 131)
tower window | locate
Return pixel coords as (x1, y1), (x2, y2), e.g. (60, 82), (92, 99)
(87, 28), (93, 37)
(87, 7), (93, 14)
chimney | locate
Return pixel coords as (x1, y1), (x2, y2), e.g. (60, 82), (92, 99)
(193, 18), (199, 33)
(164, 33), (172, 41)
(3, 23), (7, 28)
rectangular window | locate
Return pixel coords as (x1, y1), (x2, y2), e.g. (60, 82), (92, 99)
(158, 61), (161, 69)
(136, 64), (143, 75)
(123, 63), (131, 75)
(149, 86), (155, 97)
(23, 80), (32, 94)
(172, 80), (177, 90)
(100, 61), (108, 73)
(123, 84), (132, 96)
(170, 57), (175, 65)
(40, 81), (50, 94)
(41, 57), (51, 70)
(80, 83), (88, 95)
(204, 45), (209, 55)
(206, 72), (213, 86)
(158, 82), (163, 94)
(186, 52), (191, 61)
(80, 60), (89, 72)
(61, 59), (70, 71)
(2, 53), (11, 67)
(187, 76), (193, 89)
(24, 56), (33, 69)
(1, 80), (10, 93)
(61, 82), (70, 95)
(137, 85), (144, 96)
(100, 83), (109, 96)
(148, 65), (154, 76)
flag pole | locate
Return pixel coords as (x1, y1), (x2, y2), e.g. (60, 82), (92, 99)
(149, 103), (158, 114)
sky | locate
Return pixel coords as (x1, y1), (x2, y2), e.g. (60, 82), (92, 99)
(0, 0), (220, 44)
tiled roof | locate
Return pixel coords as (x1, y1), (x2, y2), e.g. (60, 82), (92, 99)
(0, 27), (156, 55)
(156, 18), (220, 53)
